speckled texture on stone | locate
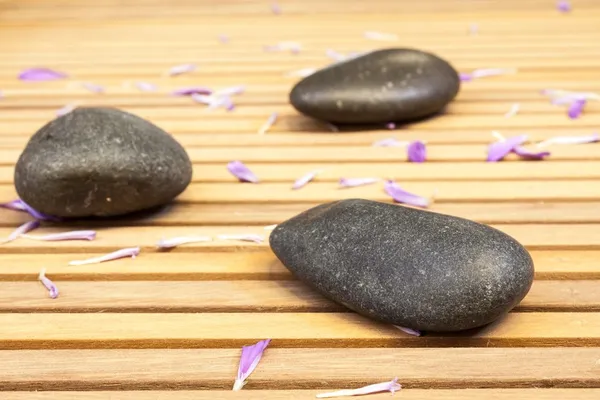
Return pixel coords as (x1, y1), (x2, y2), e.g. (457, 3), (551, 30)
(269, 199), (534, 332)
(289, 48), (460, 124)
(14, 107), (193, 218)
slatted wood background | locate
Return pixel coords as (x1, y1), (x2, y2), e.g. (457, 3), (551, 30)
(1, 0), (600, 398)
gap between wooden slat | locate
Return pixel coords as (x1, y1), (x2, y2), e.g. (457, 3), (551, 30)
(0, 280), (597, 313)
(0, 250), (597, 281)
(0, 348), (599, 390)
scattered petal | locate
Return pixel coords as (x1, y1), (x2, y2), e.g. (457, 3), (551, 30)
(386, 122), (396, 130)
(134, 81), (158, 92)
(68, 247), (141, 266)
(557, 0), (571, 12)
(372, 137), (407, 147)
(486, 134), (528, 162)
(215, 86), (245, 96)
(0, 199), (26, 212)
(384, 180), (430, 208)
(218, 234), (264, 244)
(504, 103), (520, 118)
(264, 42), (302, 54)
(541, 89), (600, 101)
(568, 98), (586, 119)
(339, 178), (380, 188)
(2, 220), (40, 244)
(218, 34), (230, 44)
(82, 82), (105, 93)
(536, 133), (599, 147)
(264, 224), (278, 231)
(292, 169), (322, 190)
(20, 230), (97, 241)
(38, 268), (59, 299)
(460, 68), (517, 81)
(56, 104), (76, 117)
(325, 122), (339, 132)
(513, 146), (551, 160)
(363, 31), (399, 41)
(326, 49), (347, 61)
(287, 67), (317, 77)
(19, 68), (68, 81)
(316, 377), (402, 398)
(156, 236), (213, 249)
(271, 2), (281, 14)
(407, 140), (427, 163)
(227, 161), (259, 183)
(468, 23), (479, 35)
(233, 339), (271, 391)
(0, 199), (60, 221)
(172, 86), (213, 96)
(258, 112), (278, 135)
(394, 325), (422, 336)
(167, 63), (196, 76)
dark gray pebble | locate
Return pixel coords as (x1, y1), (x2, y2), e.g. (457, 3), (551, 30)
(14, 107), (192, 218)
(269, 199), (534, 332)
(290, 48), (460, 124)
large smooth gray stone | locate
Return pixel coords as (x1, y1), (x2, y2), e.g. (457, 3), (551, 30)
(269, 199), (534, 332)
(14, 107), (192, 218)
(290, 48), (460, 124)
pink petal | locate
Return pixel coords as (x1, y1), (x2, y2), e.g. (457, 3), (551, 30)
(407, 140), (427, 162)
(567, 99), (586, 119)
(68, 247), (140, 266)
(339, 178), (380, 188)
(38, 268), (59, 299)
(227, 161), (259, 183)
(292, 170), (322, 190)
(271, 2), (281, 14)
(486, 134), (528, 162)
(217, 234), (264, 244)
(394, 325), (422, 336)
(316, 377), (402, 398)
(172, 86), (213, 96)
(513, 147), (551, 160)
(19, 68), (68, 81)
(233, 339), (271, 391)
(258, 112), (278, 135)
(21, 230), (97, 241)
(2, 220), (40, 244)
(384, 180), (430, 208)
(82, 82), (105, 93)
(168, 63), (196, 76)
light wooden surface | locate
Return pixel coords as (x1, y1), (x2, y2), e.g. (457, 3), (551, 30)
(1, 0), (599, 398)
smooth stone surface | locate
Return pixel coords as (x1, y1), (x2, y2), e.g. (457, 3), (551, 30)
(15, 107), (193, 218)
(290, 48), (460, 124)
(270, 199), (534, 332)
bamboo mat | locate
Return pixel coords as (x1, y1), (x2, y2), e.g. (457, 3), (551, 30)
(1, 0), (600, 399)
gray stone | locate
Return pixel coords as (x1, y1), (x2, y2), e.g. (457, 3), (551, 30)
(14, 107), (193, 218)
(290, 48), (460, 124)
(269, 199), (534, 332)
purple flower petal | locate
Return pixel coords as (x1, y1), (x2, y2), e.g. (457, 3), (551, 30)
(233, 339), (271, 391)
(394, 325), (422, 336)
(0, 199), (26, 212)
(468, 23), (479, 35)
(264, 42), (301, 53)
(536, 133), (599, 147)
(172, 86), (213, 96)
(504, 103), (520, 118)
(38, 268), (59, 299)
(292, 170), (322, 190)
(68, 247), (140, 266)
(271, 2), (281, 14)
(227, 161), (259, 183)
(156, 236), (212, 249)
(459, 73), (474, 82)
(258, 112), (278, 135)
(513, 147), (551, 160)
(167, 63), (196, 76)
(372, 137), (407, 147)
(19, 68), (68, 81)
(287, 67), (317, 77)
(56, 104), (76, 117)
(215, 86), (245, 96)
(407, 140), (427, 163)
(0, 199), (60, 221)
(82, 82), (105, 93)
(363, 31), (398, 41)
(460, 68), (516, 81)
(557, 0), (571, 12)
(339, 177), (380, 188)
(134, 81), (158, 92)
(217, 234), (264, 244)
(486, 134), (528, 162)
(21, 230), (97, 241)
(2, 220), (40, 244)
(386, 122), (396, 130)
(568, 98), (586, 119)
(218, 34), (230, 44)
(384, 180), (430, 208)
(316, 377), (401, 398)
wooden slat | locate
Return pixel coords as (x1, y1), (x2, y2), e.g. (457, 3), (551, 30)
(0, 280), (598, 313)
(0, 348), (599, 390)
(5, 389), (600, 400)
(0, 250), (597, 281)
(2, 312), (600, 349)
